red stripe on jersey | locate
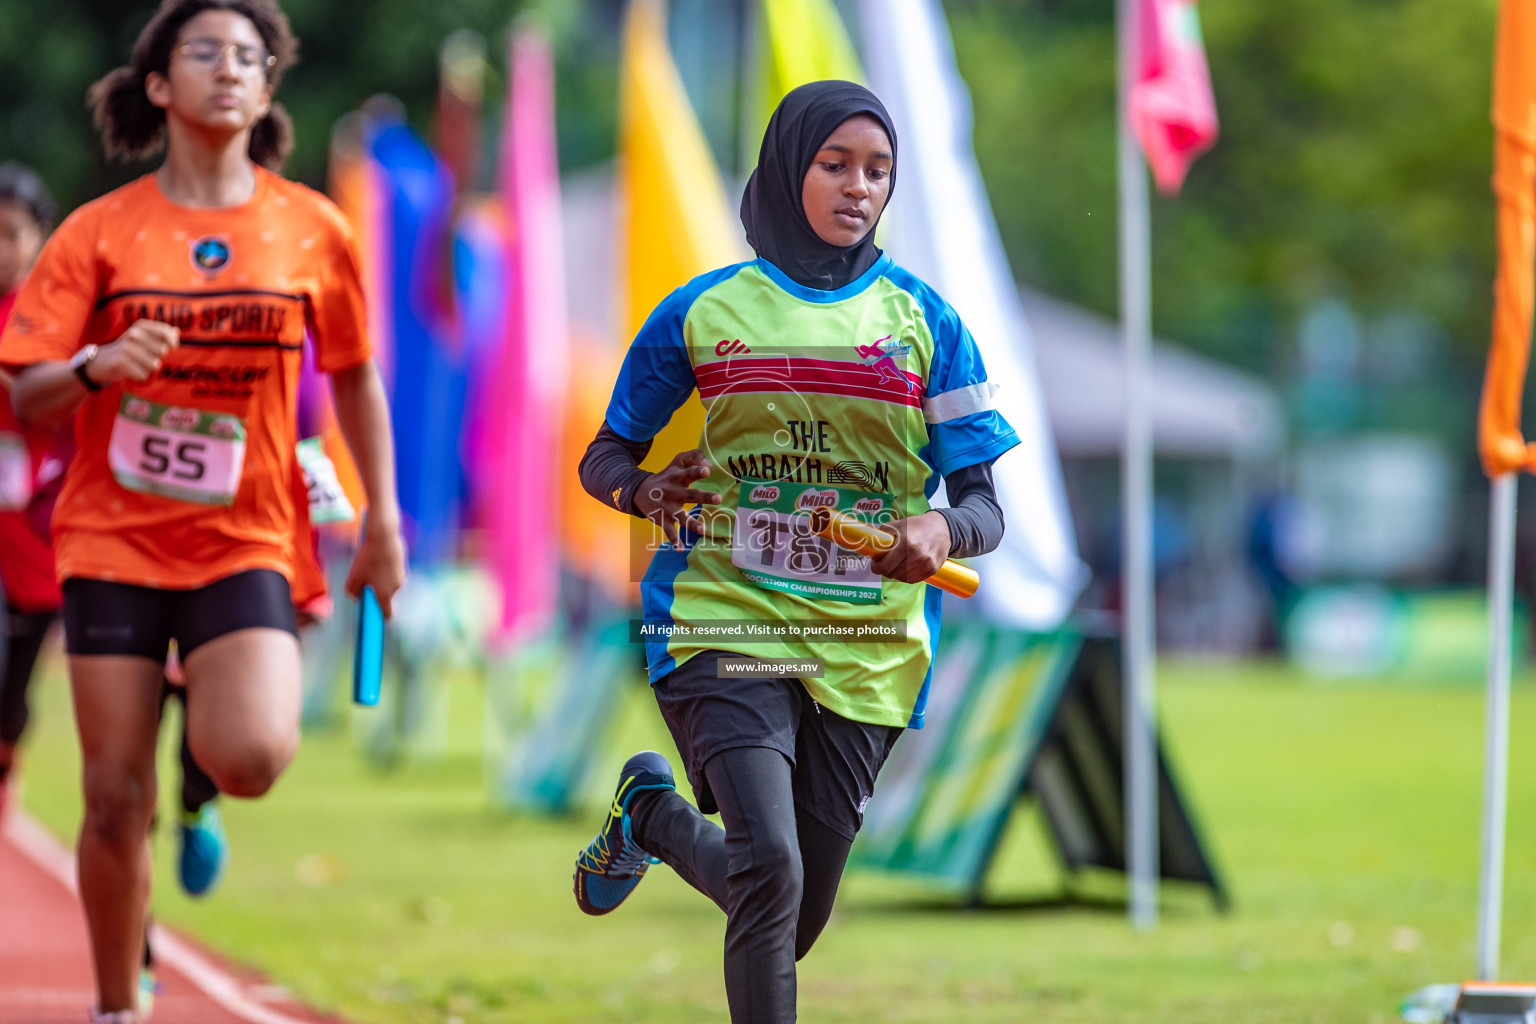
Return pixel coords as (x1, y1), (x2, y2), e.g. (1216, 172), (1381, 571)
(695, 356), (923, 408)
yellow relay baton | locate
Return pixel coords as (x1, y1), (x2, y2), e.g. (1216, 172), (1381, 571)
(807, 508), (980, 599)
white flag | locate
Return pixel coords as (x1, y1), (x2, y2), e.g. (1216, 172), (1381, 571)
(861, 0), (1088, 629)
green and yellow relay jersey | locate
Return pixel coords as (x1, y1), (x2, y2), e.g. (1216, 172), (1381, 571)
(607, 253), (1018, 729)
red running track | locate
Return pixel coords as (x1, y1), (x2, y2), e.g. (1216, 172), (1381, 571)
(1, 810), (349, 1024)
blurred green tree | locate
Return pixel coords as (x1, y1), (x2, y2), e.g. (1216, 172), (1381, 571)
(0, 0), (1507, 443)
(946, 0), (1499, 400)
(0, 0), (618, 209)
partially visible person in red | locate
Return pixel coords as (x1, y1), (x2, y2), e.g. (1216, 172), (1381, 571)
(0, 161), (68, 819)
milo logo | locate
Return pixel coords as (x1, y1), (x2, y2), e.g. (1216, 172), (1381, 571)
(853, 497), (885, 514)
(209, 417), (241, 439)
(125, 398), (153, 421)
(160, 407), (200, 431)
(795, 488), (838, 511)
(749, 485), (780, 503)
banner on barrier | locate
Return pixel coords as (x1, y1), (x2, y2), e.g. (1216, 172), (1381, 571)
(852, 624), (1226, 907)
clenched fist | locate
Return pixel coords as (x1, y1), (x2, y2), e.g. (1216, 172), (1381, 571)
(92, 319), (180, 384)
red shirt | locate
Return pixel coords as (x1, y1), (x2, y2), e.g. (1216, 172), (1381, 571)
(0, 289), (71, 611)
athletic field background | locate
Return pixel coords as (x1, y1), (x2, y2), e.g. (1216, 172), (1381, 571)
(17, 655), (1536, 1023)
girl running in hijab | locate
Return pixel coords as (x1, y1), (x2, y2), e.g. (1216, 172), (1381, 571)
(575, 80), (1015, 1022)
(0, 3), (405, 1021)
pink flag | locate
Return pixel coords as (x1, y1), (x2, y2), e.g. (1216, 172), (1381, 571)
(1129, 0), (1219, 195)
(481, 27), (569, 647)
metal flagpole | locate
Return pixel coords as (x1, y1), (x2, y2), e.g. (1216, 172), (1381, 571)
(1117, 0), (1158, 931)
(1477, 471), (1517, 979)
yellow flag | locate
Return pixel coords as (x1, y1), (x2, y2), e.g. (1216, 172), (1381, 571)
(618, 0), (742, 469)
(559, 334), (637, 597)
(755, 0), (865, 137)
(591, 0), (745, 590)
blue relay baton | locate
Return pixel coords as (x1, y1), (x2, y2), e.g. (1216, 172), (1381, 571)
(352, 585), (384, 706)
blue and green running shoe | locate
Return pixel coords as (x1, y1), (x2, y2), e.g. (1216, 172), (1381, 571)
(573, 751), (674, 915)
(177, 802), (228, 897)
(139, 965), (160, 1020)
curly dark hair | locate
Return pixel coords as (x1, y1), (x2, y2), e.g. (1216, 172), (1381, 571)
(86, 0), (300, 171)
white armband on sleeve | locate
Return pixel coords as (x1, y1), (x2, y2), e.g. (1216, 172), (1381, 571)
(921, 381), (999, 424)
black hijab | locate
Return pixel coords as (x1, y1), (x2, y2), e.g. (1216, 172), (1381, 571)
(740, 80), (898, 292)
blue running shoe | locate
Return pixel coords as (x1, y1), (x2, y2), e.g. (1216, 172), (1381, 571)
(573, 751), (674, 915)
(139, 966), (160, 1020)
(177, 802), (228, 897)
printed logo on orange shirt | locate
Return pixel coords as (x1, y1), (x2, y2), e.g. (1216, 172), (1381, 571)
(190, 236), (232, 275)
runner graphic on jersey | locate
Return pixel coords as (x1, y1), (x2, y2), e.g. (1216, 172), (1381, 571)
(854, 334), (913, 393)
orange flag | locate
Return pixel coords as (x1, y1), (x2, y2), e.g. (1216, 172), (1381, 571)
(1479, 0), (1536, 476)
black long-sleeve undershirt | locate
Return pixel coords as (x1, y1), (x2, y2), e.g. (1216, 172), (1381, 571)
(577, 421), (657, 519)
(578, 420), (1005, 558)
(933, 460), (1004, 559)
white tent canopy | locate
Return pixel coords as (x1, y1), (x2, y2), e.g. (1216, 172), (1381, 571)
(1025, 288), (1284, 461)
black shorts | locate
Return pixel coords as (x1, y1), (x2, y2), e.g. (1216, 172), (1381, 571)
(651, 649), (903, 841)
(62, 569), (297, 660)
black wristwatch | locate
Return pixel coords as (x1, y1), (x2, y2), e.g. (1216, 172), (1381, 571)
(69, 344), (103, 392)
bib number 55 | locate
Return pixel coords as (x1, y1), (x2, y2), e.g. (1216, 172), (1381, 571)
(108, 396), (246, 506)
(137, 434), (209, 482)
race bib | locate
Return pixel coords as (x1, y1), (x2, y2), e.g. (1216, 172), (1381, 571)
(0, 433), (32, 511)
(108, 396), (246, 505)
(297, 436), (354, 524)
(730, 478), (895, 605)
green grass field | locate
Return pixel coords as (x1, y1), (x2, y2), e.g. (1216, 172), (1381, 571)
(17, 653), (1536, 1023)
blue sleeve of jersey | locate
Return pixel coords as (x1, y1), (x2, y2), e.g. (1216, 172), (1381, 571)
(891, 268), (1021, 477)
(604, 264), (751, 442)
(928, 318), (1020, 475)
(604, 289), (699, 442)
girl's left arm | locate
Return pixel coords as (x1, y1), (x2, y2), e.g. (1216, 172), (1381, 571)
(869, 463), (1003, 583)
(329, 359), (407, 616)
(934, 461), (1004, 558)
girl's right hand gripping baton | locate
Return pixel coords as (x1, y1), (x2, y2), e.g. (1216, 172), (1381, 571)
(808, 508), (980, 599)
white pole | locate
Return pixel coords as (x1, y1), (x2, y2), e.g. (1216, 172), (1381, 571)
(1118, 0), (1158, 931)
(1477, 471), (1517, 979)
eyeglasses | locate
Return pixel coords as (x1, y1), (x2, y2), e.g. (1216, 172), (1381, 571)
(173, 38), (276, 75)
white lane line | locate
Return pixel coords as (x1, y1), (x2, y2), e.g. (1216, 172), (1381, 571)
(145, 927), (320, 1024)
(5, 809), (77, 890)
(4, 810), (322, 1024)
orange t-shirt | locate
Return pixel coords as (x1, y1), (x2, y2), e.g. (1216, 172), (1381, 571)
(0, 169), (370, 589)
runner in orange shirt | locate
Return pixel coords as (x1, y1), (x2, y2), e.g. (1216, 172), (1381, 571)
(0, 3), (406, 1022)
(0, 161), (233, 907)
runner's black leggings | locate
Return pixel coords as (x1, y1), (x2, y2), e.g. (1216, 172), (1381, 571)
(0, 605), (56, 754)
(630, 746), (853, 1024)
(160, 683), (219, 815)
